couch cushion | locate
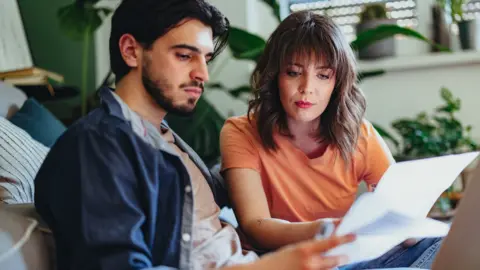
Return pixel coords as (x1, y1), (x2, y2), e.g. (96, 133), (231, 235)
(0, 117), (49, 203)
(0, 204), (55, 270)
(0, 82), (27, 119)
(8, 98), (66, 147)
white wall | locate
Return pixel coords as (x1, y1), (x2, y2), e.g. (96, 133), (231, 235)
(363, 64), (480, 144)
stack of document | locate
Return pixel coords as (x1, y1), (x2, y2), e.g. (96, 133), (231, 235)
(325, 152), (479, 265)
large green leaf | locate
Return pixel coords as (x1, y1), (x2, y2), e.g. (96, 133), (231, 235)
(58, 2), (112, 41)
(230, 85), (252, 98)
(236, 47), (266, 62)
(260, 0), (281, 21)
(358, 70), (386, 82)
(165, 96), (226, 167)
(228, 27), (266, 62)
(351, 24), (451, 52)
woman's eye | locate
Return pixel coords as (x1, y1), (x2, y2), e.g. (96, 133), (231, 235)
(318, 74), (330, 80)
(287, 71), (300, 77)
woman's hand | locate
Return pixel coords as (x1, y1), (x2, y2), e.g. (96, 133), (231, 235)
(253, 234), (356, 270)
(315, 218), (342, 240)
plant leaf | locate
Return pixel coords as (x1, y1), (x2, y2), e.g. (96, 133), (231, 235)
(358, 70), (385, 82)
(351, 24), (451, 52)
(260, 0), (281, 21)
(230, 85), (252, 98)
(206, 82), (226, 89)
(236, 46), (266, 62)
(57, 3), (111, 41)
(228, 27), (266, 62)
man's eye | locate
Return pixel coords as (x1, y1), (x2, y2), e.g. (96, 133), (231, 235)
(176, 53), (191, 60)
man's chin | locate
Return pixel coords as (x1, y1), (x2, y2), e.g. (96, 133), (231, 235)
(169, 106), (196, 117)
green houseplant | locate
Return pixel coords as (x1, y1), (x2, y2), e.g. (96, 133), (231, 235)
(378, 87), (477, 161)
(436, 0), (477, 50)
(57, 0), (112, 116)
(376, 87), (478, 215)
(356, 3), (396, 59)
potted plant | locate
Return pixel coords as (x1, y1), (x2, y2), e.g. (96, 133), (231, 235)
(438, 0), (478, 50)
(431, 0), (452, 52)
(57, 0), (112, 116)
(356, 3), (397, 60)
(376, 87), (478, 216)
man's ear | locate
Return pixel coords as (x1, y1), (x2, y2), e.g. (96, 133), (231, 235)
(118, 34), (142, 68)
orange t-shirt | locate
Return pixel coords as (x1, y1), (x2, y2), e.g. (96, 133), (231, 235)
(220, 115), (394, 222)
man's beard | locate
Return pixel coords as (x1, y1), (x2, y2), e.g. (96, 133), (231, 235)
(141, 57), (202, 117)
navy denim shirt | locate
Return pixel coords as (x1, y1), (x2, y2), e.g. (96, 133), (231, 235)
(34, 87), (229, 270)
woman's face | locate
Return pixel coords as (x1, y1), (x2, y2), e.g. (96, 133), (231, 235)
(278, 56), (336, 124)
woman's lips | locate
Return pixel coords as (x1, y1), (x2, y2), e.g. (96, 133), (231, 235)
(295, 101), (313, 108)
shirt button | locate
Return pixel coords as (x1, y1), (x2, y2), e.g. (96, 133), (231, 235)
(185, 185), (192, 193)
(182, 233), (191, 242)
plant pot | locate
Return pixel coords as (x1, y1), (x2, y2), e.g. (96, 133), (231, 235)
(458, 19), (480, 50)
(356, 19), (396, 60)
(431, 4), (451, 52)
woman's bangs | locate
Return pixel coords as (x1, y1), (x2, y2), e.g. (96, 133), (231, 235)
(279, 27), (339, 71)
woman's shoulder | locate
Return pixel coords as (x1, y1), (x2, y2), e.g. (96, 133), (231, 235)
(357, 118), (393, 157)
(224, 115), (256, 132)
(355, 118), (380, 152)
(222, 114), (259, 139)
(359, 118), (376, 138)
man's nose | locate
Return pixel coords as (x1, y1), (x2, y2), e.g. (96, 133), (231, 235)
(190, 60), (209, 83)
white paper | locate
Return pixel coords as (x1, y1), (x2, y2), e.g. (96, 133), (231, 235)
(324, 152), (479, 265)
(0, 0), (33, 72)
(373, 152), (480, 218)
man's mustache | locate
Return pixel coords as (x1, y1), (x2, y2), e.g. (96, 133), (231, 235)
(180, 81), (204, 92)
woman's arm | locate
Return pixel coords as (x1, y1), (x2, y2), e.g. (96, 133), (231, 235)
(225, 168), (324, 250)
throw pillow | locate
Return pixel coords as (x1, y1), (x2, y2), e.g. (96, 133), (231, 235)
(8, 98), (66, 147)
(0, 82), (27, 119)
(0, 117), (49, 204)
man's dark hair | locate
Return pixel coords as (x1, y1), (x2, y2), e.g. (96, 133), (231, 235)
(109, 0), (230, 81)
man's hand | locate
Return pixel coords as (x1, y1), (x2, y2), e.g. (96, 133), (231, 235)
(252, 234), (356, 270)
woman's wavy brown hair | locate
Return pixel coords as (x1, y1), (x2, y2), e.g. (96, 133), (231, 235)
(248, 11), (367, 164)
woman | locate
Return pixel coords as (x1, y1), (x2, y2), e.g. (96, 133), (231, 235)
(220, 11), (441, 269)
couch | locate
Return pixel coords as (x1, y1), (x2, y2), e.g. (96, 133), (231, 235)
(0, 82), (239, 270)
(0, 82), (61, 270)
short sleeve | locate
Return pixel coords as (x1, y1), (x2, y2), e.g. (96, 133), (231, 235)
(220, 117), (261, 173)
(361, 120), (395, 185)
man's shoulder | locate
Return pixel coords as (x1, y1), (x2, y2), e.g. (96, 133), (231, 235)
(60, 107), (133, 143)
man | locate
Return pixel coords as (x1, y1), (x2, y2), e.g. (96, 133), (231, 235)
(33, 0), (354, 269)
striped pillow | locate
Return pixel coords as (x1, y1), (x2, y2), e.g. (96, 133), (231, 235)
(0, 117), (49, 204)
